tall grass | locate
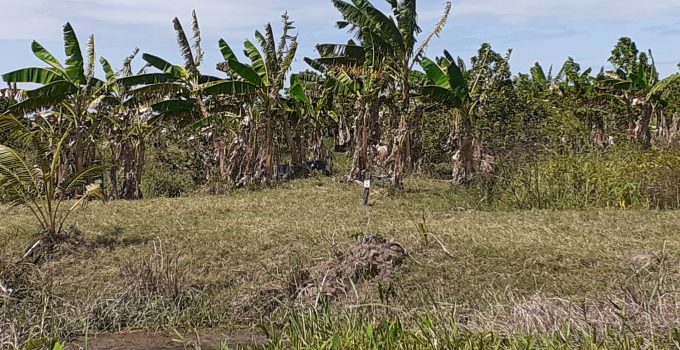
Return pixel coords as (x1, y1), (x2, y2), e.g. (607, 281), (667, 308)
(261, 307), (678, 350)
(488, 147), (680, 210)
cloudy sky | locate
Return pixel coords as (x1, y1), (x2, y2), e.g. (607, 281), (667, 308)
(1, 0), (679, 80)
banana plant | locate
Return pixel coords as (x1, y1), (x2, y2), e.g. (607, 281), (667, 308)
(546, 58), (603, 145)
(216, 13), (299, 182)
(420, 48), (504, 185)
(136, 11), (257, 180)
(645, 73), (680, 143)
(530, 63), (551, 88)
(288, 73), (337, 165)
(305, 40), (379, 182)
(0, 114), (105, 240)
(139, 11), (255, 121)
(321, 0), (452, 187)
(421, 53), (476, 184)
(600, 38), (680, 146)
(2, 23), (107, 176)
(300, 51), (363, 160)
(98, 49), (167, 200)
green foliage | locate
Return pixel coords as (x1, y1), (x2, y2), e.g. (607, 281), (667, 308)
(609, 37), (639, 74)
(141, 163), (196, 198)
(492, 147), (680, 210)
(0, 115), (105, 238)
(141, 145), (199, 198)
(0, 97), (12, 113)
(263, 308), (673, 349)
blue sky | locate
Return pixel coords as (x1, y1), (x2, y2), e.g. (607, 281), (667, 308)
(1, 0), (679, 81)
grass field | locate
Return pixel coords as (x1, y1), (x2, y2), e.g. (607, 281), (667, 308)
(2, 177), (680, 349)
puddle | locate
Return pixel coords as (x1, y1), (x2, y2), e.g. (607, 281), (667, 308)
(67, 331), (267, 350)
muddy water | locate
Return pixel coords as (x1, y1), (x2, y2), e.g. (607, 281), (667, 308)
(68, 331), (267, 350)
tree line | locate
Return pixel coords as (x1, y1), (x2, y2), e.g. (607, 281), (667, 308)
(1, 0), (679, 208)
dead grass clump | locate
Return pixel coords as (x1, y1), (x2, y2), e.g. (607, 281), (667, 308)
(232, 236), (407, 319)
(295, 235), (406, 306)
(0, 268), (71, 350)
(13, 226), (88, 269)
(470, 247), (680, 337)
(120, 241), (190, 300)
(234, 285), (290, 319)
(87, 241), (220, 332)
(620, 251), (669, 272)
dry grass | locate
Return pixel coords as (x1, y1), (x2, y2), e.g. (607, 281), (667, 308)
(2, 177), (680, 346)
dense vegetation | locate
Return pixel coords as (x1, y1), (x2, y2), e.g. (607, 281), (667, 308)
(1, 0), (680, 348)
(1, 1), (678, 205)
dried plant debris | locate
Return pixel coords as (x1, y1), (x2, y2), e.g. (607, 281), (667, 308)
(620, 251), (670, 272)
(0, 280), (12, 297)
(295, 235), (406, 305)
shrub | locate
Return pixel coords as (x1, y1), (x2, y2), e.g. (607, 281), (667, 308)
(141, 163), (196, 198)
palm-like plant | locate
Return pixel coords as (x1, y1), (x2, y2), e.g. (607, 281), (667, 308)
(2, 23), (106, 176)
(288, 73), (337, 165)
(421, 53), (477, 184)
(136, 11), (257, 180)
(551, 58), (610, 148)
(217, 13), (299, 182)
(646, 73), (680, 145)
(322, 0), (451, 187)
(0, 115), (104, 240)
(602, 38), (680, 146)
(98, 49), (164, 199)
(420, 47), (508, 184)
(305, 40), (374, 183)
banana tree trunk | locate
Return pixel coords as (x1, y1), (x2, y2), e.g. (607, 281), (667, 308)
(336, 112), (351, 152)
(389, 117), (409, 189)
(213, 137), (227, 178)
(227, 117), (249, 182)
(390, 70), (413, 188)
(311, 128), (324, 161)
(109, 148), (120, 200)
(452, 117), (474, 186)
(297, 123), (307, 164)
(347, 101), (370, 181)
(246, 124), (260, 182)
(259, 116), (275, 181)
(121, 139), (145, 200)
(282, 114), (308, 179)
(637, 103), (653, 148)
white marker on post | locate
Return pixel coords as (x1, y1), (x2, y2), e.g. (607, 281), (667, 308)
(362, 173), (371, 206)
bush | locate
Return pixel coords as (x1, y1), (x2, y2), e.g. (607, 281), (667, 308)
(421, 162), (453, 180)
(141, 164), (197, 198)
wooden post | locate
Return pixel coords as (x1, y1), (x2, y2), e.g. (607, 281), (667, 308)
(362, 172), (371, 206)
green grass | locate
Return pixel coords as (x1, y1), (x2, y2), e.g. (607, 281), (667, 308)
(2, 177), (680, 348)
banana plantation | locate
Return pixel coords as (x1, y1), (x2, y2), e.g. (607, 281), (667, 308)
(2, 1), (680, 347)
(1, 0), (680, 204)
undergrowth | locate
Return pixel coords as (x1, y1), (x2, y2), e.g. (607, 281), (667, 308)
(479, 146), (680, 210)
